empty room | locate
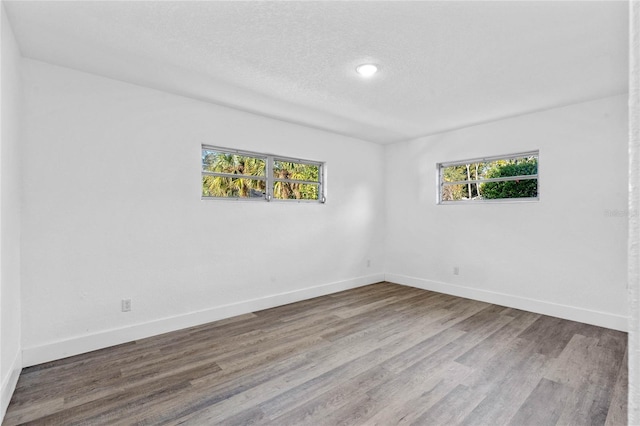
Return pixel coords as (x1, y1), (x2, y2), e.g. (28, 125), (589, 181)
(1, 1), (638, 425)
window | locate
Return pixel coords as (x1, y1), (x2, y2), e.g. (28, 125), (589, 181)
(273, 158), (322, 201)
(201, 145), (325, 202)
(201, 148), (267, 199)
(438, 151), (539, 203)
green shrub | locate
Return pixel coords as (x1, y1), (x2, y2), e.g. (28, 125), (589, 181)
(480, 159), (537, 199)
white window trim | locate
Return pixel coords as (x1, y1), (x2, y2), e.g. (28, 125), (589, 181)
(437, 150), (539, 205)
(202, 145), (325, 203)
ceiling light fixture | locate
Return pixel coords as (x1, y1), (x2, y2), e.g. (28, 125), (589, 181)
(356, 63), (378, 78)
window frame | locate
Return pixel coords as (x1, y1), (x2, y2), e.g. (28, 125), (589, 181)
(201, 145), (325, 203)
(437, 150), (539, 205)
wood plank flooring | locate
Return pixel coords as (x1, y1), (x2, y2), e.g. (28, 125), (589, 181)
(4, 282), (628, 425)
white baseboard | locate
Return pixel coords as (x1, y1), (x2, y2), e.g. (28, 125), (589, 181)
(385, 273), (628, 332)
(21, 271), (625, 368)
(1, 350), (21, 423)
(22, 273), (385, 367)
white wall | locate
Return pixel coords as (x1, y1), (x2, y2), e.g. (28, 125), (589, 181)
(0, 3), (23, 419)
(20, 59), (385, 366)
(385, 95), (628, 331)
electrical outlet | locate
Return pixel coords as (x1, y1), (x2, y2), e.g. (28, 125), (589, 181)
(121, 299), (131, 312)
(367, 259), (371, 268)
(453, 267), (459, 275)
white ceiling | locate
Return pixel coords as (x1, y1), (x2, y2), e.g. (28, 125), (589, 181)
(4, 1), (629, 144)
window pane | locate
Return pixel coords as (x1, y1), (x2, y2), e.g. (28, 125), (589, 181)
(441, 183), (477, 201)
(202, 150), (266, 177)
(273, 160), (319, 182)
(484, 156), (537, 179)
(479, 178), (538, 200)
(442, 165), (469, 183)
(273, 182), (320, 200)
(202, 176), (266, 198)
(442, 162), (490, 183)
(442, 159), (537, 183)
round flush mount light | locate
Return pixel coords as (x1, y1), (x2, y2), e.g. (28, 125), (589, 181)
(356, 63), (378, 77)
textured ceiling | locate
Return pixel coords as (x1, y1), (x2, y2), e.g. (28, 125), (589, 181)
(4, 1), (629, 144)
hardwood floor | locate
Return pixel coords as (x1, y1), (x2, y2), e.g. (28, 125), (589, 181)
(4, 282), (627, 425)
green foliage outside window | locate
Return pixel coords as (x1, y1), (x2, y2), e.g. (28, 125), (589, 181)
(441, 165), (469, 201)
(273, 161), (319, 200)
(480, 158), (538, 199)
(202, 152), (266, 198)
